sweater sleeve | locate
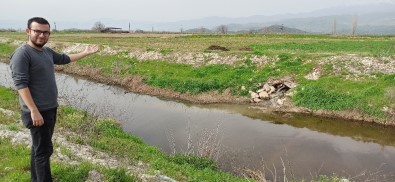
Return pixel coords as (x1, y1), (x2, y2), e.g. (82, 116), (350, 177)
(47, 48), (71, 65)
(10, 47), (30, 90)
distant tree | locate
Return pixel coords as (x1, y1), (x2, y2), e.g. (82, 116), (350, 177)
(199, 26), (206, 33)
(248, 28), (256, 34)
(216, 25), (228, 34)
(92, 21), (105, 32)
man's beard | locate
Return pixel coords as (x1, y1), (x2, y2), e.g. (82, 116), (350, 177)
(29, 36), (47, 48)
(31, 41), (45, 48)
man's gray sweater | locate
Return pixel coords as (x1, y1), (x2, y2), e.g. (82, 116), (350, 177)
(10, 44), (71, 112)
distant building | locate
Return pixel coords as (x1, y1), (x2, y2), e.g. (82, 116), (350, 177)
(100, 27), (129, 33)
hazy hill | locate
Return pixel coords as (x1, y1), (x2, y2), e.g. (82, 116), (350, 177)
(174, 3), (395, 34)
(154, 3), (395, 34)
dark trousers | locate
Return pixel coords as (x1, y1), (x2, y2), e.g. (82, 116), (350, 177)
(22, 108), (57, 182)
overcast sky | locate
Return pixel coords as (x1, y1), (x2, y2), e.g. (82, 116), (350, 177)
(1, 0), (394, 23)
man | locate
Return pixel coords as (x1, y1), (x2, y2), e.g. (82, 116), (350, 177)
(10, 17), (99, 182)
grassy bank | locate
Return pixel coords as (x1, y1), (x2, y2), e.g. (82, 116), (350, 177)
(0, 86), (248, 181)
(1, 33), (394, 124)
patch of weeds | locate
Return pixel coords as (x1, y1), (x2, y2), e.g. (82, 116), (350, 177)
(59, 146), (73, 159)
(360, 105), (387, 118)
(170, 154), (217, 170)
(111, 60), (131, 75)
(0, 86), (19, 110)
(252, 54), (312, 84)
(66, 134), (85, 145)
(0, 43), (16, 58)
(315, 175), (347, 182)
(118, 50), (130, 56)
(323, 63), (334, 75)
(295, 76), (391, 118)
(293, 84), (358, 111)
(103, 168), (139, 182)
(95, 119), (144, 144)
(0, 138), (31, 181)
(0, 114), (18, 125)
(146, 47), (156, 52)
(58, 110), (88, 131)
(146, 76), (225, 94)
(7, 124), (19, 131)
(52, 162), (91, 182)
(385, 87), (395, 105)
(251, 39), (395, 56)
(160, 49), (173, 54)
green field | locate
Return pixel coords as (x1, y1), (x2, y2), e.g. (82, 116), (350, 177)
(1, 32), (392, 181)
(1, 32), (394, 124)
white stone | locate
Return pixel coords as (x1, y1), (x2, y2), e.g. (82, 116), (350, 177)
(263, 83), (271, 91)
(249, 91), (259, 99)
(259, 91), (269, 99)
(253, 98), (262, 103)
(269, 86), (276, 94)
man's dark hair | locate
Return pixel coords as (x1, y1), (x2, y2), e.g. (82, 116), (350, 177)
(27, 17), (50, 29)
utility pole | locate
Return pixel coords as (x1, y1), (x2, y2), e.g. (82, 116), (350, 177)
(280, 24), (284, 34)
(332, 19), (337, 35)
(352, 15), (358, 36)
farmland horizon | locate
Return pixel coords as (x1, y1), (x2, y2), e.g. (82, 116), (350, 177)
(1, 1), (394, 34)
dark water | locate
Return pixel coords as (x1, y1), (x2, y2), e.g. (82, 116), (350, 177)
(1, 62), (395, 180)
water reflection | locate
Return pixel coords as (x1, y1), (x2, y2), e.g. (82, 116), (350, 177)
(1, 62), (395, 180)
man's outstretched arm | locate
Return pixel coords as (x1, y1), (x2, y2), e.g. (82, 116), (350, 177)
(68, 45), (99, 62)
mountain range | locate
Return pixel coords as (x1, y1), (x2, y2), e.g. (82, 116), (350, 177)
(169, 3), (395, 35)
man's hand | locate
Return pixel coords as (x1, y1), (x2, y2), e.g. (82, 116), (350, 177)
(31, 110), (44, 126)
(84, 45), (99, 55)
(69, 44), (100, 62)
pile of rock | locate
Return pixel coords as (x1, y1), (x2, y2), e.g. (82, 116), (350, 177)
(248, 79), (297, 104)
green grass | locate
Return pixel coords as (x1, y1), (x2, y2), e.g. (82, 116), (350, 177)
(293, 83), (359, 111)
(294, 75), (395, 118)
(77, 53), (314, 96)
(0, 138), (30, 181)
(72, 40), (395, 120)
(1, 32), (394, 56)
(52, 163), (139, 182)
(0, 137), (139, 182)
(0, 87), (19, 125)
(0, 43), (16, 59)
(1, 32), (394, 122)
(251, 39), (395, 56)
(0, 87), (18, 110)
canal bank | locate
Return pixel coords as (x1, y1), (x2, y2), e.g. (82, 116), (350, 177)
(1, 62), (395, 181)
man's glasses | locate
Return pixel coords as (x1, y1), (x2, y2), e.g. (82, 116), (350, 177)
(30, 29), (50, 37)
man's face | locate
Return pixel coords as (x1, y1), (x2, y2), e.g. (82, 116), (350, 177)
(26, 22), (50, 48)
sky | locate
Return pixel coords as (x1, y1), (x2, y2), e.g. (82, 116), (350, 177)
(1, 0), (394, 29)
